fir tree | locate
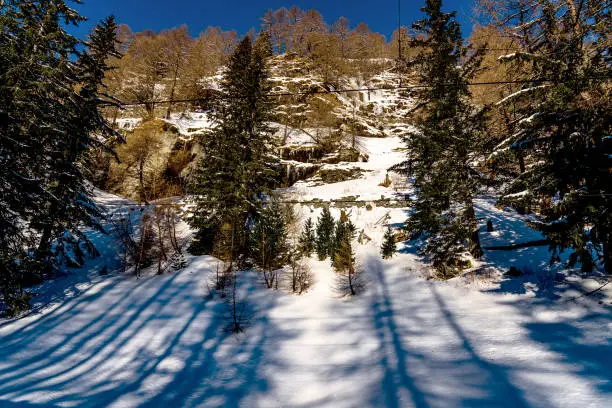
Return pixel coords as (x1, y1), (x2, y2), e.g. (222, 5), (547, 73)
(315, 207), (335, 260)
(381, 226), (396, 259)
(32, 15), (121, 270)
(332, 217), (356, 263)
(0, 2), (120, 313)
(250, 200), (288, 289)
(492, 0), (612, 273)
(298, 218), (316, 257)
(392, 0), (487, 276)
(333, 223), (359, 295)
(189, 32), (278, 256)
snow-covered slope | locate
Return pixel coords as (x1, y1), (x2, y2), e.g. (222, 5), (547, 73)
(116, 56), (411, 143)
(283, 135), (407, 201)
(0, 135), (610, 407)
(0, 253), (610, 407)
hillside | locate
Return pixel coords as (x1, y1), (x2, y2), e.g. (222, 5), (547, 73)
(103, 54), (412, 202)
(2, 1), (610, 407)
(0, 135), (610, 407)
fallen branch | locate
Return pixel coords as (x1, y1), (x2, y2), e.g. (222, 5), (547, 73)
(484, 239), (550, 251)
(564, 280), (612, 303)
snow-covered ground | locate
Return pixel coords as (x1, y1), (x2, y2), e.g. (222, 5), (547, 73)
(282, 135), (408, 202)
(0, 136), (610, 407)
(0, 252), (610, 407)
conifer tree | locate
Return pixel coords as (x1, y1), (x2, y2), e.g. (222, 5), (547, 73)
(489, 0), (612, 273)
(1, 2), (120, 312)
(189, 32), (278, 256)
(298, 218), (316, 257)
(315, 207), (335, 260)
(392, 0), (487, 277)
(333, 222), (359, 295)
(32, 15), (121, 270)
(250, 200), (288, 289)
(381, 226), (397, 259)
(332, 217), (356, 263)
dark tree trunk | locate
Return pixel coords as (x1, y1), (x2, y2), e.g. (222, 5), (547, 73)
(145, 102), (155, 118)
(348, 265), (355, 296)
(112, 106), (120, 128)
(36, 225), (53, 263)
(603, 238), (612, 275)
(465, 196), (483, 259)
(157, 221), (167, 274)
(517, 150), (526, 174)
(35, 198), (59, 273)
(166, 66), (179, 119)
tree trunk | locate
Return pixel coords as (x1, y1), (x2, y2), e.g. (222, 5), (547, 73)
(348, 265), (355, 296)
(157, 220), (167, 274)
(232, 266), (241, 332)
(170, 218), (180, 253)
(36, 224), (53, 263)
(229, 221), (242, 333)
(274, 269), (278, 290)
(136, 220), (148, 278)
(35, 197), (59, 272)
(112, 106), (120, 128)
(603, 237), (612, 275)
(517, 150), (526, 174)
(145, 102), (154, 118)
(464, 196), (483, 258)
(165, 66), (179, 119)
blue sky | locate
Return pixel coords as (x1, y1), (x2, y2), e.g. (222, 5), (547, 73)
(71, 0), (478, 40)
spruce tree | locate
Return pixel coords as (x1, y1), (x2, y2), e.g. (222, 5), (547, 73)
(250, 200), (288, 289)
(298, 218), (316, 257)
(332, 217), (356, 263)
(33, 16), (121, 270)
(492, 0), (612, 273)
(392, 0), (487, 277)
(189, 32), (278, 256)
(333, 223), (358, 295)
(0, 2), (120, 312)
(315, 207), (335, 260)
(381, 226), (396, 259)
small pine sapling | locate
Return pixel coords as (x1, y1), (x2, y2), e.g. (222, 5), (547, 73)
(333, 217), (361, 296)
(171, 253), (188, 270)
(332, 217), (356, 264)
(250, 201), (288, 289)
(298, 218), (316, 257)
(315, 207), (335, 260)
(381, 226), (397, 259)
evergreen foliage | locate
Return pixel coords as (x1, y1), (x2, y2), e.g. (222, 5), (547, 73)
(250, 200), (289, 288)
(171, 253), (188, 270)
(332, 217), (356, 263)
(492, 0), (612, 273)
(34, 15), (121, 269)
(381, 226), (397, 259)
(298, 218), (316, 257)
(333, 221), (359, 295)
(392, 0), (487, 277)
(189, 32), (279, 256)
(0, 2), (120, 314)
(315, 207), (336, 260)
